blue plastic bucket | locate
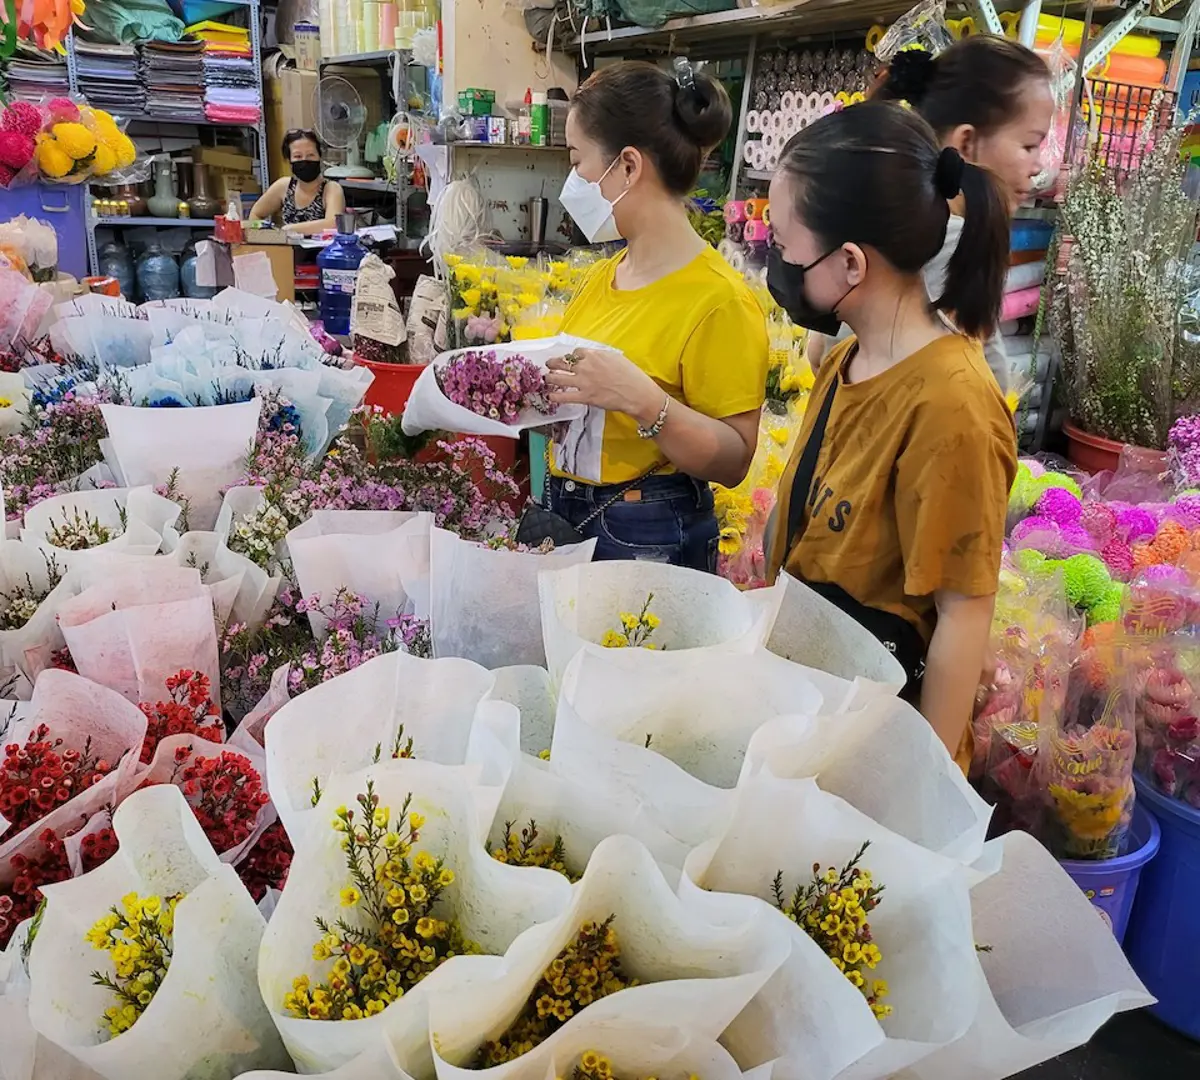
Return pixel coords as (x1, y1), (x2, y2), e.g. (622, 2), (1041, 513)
(1058, 802), (1160, 944)
(1125, 776), (1200, 1040)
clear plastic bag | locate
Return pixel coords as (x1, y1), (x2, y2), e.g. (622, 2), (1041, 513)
(874, 0), (954, 63)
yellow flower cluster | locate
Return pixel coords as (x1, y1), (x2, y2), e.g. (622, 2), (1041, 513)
(442, 251), (595, 346)
(600, 593), (661, 650)
(772, 843), (892, 1020)
(86, 891), (181, 1038)
(285, 780), (480, 1022)
(569, 1050), (700, 1080)
(36, 107), (135, 180)
(476, 916), (635, 1067)
(490, 819), (579, 882)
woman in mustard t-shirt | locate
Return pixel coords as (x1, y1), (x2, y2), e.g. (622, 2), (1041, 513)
(539, 61), (769, 571)
(764, 103), (1017, 762)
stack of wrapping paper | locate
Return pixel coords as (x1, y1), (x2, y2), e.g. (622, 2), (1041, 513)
(141, 36), (207, 123)
(185, 19), (261, 124)
(74, 39), (144, 115)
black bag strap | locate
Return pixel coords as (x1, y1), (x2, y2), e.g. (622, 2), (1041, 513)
(785, 378), (838, 549)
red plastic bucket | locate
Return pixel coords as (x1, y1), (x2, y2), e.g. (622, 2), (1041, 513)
(355, 357), (427, 416)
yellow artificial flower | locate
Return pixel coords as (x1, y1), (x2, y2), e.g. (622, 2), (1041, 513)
(37, 137), (73, 178)
(339, 886), (361, 907)
(111, 132), (136, 169)
(461, 287), (482, 309)
(92, 141), (116, 175)
(454, 263), (482, 287)
(517, 291), (540, 307)
(452, 306), (472, 321)
(506, 255), (529, 269)
(443, 253), (464, 268)
(51, 122), (96, 160)
(718, 525), (741, 556)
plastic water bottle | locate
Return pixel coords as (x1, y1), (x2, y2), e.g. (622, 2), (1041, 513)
(318, 213), (367, 336)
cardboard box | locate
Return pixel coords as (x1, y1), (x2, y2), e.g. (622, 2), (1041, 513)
(216, 171), (262, 202)
(265, 68), (318, 184)
(231, 241), (295, 302)
(192, 144), (254, 173)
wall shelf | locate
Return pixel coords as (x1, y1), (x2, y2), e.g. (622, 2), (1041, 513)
(92, 217), (218, 227)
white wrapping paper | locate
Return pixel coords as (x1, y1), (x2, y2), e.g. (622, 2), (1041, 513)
(26, 785), (291, 1080)
(237, 1032), (416, 1080)
(682, 776), (978, 1080)
(99, 401), (263, 531)
(428, 834), (790, 1080)
(21, 487), (181, 565)
(0, 540), (80, 689)
(741, 697), (993, 867)
(56, 564), (221, 708)
(537, 562), (783, 690)
(430, 528), (597, 668)
(481, 666), (556, 756)
(401, 337), (593, 439)
(264, 651), (496, 845)
(286, 511), (435, 634)
(259, 760), (573, 1075)
(894, 832), (1153, 1080)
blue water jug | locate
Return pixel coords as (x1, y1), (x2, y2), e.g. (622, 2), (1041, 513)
(136, 242), (180, 302)
(180, 240), (218, 299)
(98, 241), (136, 300)
(317, 213), (367, 336)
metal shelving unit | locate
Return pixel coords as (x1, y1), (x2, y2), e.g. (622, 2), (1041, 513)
(79, 0), (268, 274)
(318, 47), (414, 236)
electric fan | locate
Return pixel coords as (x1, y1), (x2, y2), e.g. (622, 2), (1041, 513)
(313, 75), (374, 179)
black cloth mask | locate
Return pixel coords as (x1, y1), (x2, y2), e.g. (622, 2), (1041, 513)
(766, 245), (857, 336)
(291, 160), (322, 183)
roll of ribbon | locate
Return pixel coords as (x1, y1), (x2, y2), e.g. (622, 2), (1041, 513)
(724, 200), (747, 223)
(818, 91), (836, 113)
(947, 16), (975, 39)
(1000, 285), (1042, 322)
(744, 198), (768, 221)
(849, 91), (866, 105)
(761, 204), (771, 227)
(747, 110), (761, 134)
(728, 249), (747, 273)
(781, 90), (796, 112)
(865, 24), (885, 52)
(717, 239), (740, 264)
(772, 110), (785, 131)
(1004, 261), (1046, 293)
(835, 91), (850, 106)
(1000, 10), (1019, 36)
(743, 140), (758, 164)
(744, 218), (771, 243)
(725, 220), (745, 244)
(806, 91), (821, 114)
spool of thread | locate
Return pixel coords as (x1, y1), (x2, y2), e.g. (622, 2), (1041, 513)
(744, 218), (771, 243)
(865, 24), (885, 52)
(747, 110), (761, 133)
(744, 197), (768, 220)
(724, 200), (747, 223)
(725, 220), (745, 243)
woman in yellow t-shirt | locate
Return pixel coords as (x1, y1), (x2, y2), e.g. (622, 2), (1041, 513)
(764, 103), (1017, 762)
(539, 61), (769, 571)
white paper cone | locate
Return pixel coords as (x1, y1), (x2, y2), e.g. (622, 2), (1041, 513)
(482, 666), (556, 756)
(892, 832), (1152, 1080)
(428, 834), (790, 1080)
(560, 645), (843, 789)
(27, 785), (291, 1080)
(237, 1031), (416, 1079)
(259, 760), (573, 1075)
(232, 663), (292, 747)
(286, 511), (435, 636)
(683, 776), (978, 1080)
(430, 529), (597, 668)
(537, 562), (783, 690)
(401, 336), (593, 438)
(265, 652), (496, 845)
(56, 295), (139, 321)
(21, 487), (181, 566)
(765, 574), (906, 696)
(99, 401), (263, 531)
(0, 540), (80, 687)
(741, 697), (993, 867)
(0, 671), (147, 866)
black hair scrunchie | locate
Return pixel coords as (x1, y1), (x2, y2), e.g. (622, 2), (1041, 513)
(934, 145), (965, 199)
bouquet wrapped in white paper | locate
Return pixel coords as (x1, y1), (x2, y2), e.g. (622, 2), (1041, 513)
(481, 666), (556, 756)
(428, 833), (790, 1080)
(0, 671), (146, 866)
(0, 372), (30, 438)
(56, 564), (221, 708)
(47, 315), (153, 369)
(429, 528), (597, 668)
(99, 400), (263, 531)
(0, 540), (79, 691)
(264, 651), (495, 844)
(26, 784), (291, 1080)
(894, 831), (1151, 1080)
(216, 487), (290, 579)
(286, 511), (434, 635)
(741, 697), (993, 867)
(258, 760), (573, 1075)
(236, 1032), (416, 1080)
(400, 337), (593, 439)
(537, 562), (783, 689)
(682, 775), (979, 1080)
(21, 487), (181, 565)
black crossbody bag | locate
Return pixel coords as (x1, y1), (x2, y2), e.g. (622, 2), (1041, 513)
(787, 380), (927, 699)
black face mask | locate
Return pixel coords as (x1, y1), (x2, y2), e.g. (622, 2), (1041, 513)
(766, 245), (856, 336)
(291, 159), (322, 183)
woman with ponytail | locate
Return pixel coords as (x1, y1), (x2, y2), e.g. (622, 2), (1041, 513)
(765, 102), (1017, 767)
(807, 35), (1053, 389)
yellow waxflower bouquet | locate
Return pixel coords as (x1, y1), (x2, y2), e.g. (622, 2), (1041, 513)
(87, 891), (181, 1038)
(715, 398), (808, 588)
(601, 594), (661, 649)
(491, 818), (580, 881)
(283, 780), (481, 1023)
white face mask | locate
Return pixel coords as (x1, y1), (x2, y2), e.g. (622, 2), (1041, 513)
(558, 157), (628, 244)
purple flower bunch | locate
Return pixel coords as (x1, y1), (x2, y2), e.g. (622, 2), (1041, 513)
(1169, 413), (1200, 489)
(438, 349), (555, 424)
(288, 589), (407, 694)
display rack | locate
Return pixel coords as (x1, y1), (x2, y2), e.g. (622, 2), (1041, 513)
(317, 47), (414, 236)
(76, 0), (269, 275)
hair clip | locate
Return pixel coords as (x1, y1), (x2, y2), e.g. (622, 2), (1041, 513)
(673, 56), (696, 92)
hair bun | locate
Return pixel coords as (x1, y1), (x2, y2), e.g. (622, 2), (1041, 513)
(884, 49), (936, 106)
(672, 70), (733, 150)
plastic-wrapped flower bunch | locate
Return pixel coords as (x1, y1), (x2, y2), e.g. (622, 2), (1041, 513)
(1133, 638), (1200, 809)
(0, 100), (41, 189)
(1169, 412), (1200, 490)
(36, 101), (135, 183)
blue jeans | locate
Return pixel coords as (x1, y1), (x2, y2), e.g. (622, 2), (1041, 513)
(548, 474), (719, 571)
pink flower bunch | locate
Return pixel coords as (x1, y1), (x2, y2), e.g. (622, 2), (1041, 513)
(438, 349), (555, 424)
(464, 313), (503, 344)
(1036, 487), (1083, 527)
(1169, 413), (1200, 489)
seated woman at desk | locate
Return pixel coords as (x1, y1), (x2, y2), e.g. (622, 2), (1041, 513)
(250, 129), (345, 235)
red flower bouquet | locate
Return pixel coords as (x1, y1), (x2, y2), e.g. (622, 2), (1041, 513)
(0, 723), (111, 839)
(138, 669), (224, 764)
(0, 826), (69, 947)
(236, 820), (293, 902)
